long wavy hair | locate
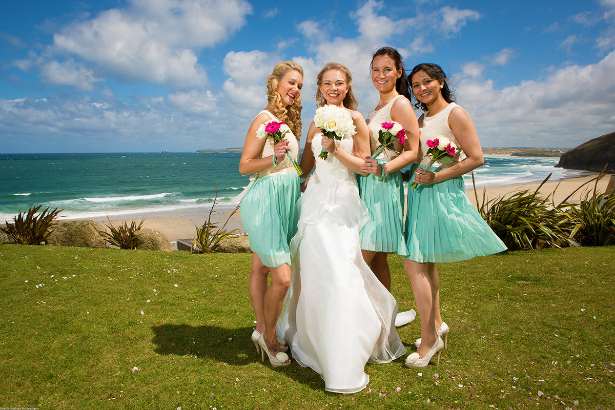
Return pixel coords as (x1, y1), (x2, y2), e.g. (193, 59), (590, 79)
(409, 63), (455, 112)
(370, 47), (412, 101)
(315, 62), (358, 110)
(266, 61), (303, 139)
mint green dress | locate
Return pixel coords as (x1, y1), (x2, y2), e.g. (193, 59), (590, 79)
(404, 103), (507, 263)
(240, 111), (301, 267)
(358, 95), (407, 254)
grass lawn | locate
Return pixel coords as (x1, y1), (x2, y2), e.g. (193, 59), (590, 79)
(1, 244), (613, 409)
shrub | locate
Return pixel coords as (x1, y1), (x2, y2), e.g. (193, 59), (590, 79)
(473, 173), (574, 250)
(2, 205), (62, 245)
(563, 173), (615, 246)
(100, 218), (144, 249)
(193, 188), (239, 253)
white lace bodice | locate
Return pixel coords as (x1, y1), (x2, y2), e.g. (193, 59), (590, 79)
(366, 95), (404, 161)
(257, 110), (300, 177)
(310, 133), (356, 183)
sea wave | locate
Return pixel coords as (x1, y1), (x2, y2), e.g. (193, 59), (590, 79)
(83, 192), (177, 203)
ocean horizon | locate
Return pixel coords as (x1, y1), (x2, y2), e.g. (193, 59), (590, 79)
(1, 152), (586, 222)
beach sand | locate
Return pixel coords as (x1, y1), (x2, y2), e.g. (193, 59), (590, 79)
(88, 172), (612, 250)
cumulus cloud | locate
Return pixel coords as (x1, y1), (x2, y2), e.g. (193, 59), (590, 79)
(49, 0), (252, 88)
(40, 60), (104, 91)
(440, 6), (481, 36)
(455, 50), (615, 147)
(461, 62), (485, 78)
(168, 90), (218, 115)
(491, 48), (516, 66)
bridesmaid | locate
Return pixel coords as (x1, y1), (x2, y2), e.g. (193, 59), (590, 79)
(364, 63), (507, 368)
(238, 61), (304, 367)
(358, 47), (419, 296)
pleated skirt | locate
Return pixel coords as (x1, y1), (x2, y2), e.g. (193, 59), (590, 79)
(357, 170), (407, 254)
(404, 164), (507, 263)
(240, 173), (300, 268)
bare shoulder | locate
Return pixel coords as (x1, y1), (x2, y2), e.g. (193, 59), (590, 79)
(306, 121), (318, 142)
(392, 95), (412, 110)
(448, 105), (470, 122)
(349, 109), (366, 122)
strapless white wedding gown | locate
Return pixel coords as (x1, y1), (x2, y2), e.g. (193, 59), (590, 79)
(278, 134), (406, 394)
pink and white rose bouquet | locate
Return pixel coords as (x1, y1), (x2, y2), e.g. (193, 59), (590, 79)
(371, 121), (406, 158)
(255, 120), (302, 174)
(410, 135), (459, 188)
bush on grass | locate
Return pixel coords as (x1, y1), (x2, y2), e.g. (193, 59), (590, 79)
(100, 218), (144, 249)
(1, 205), (62, 245)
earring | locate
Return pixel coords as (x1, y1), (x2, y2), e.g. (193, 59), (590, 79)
(440, 85), (443, 89)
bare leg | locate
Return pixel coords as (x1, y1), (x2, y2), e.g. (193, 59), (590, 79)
(430, 264), (443, 330)
(405, 259), (438, 358)
(248, 253), (269, 334)
(262, 263), (291, 350)
(370, 252), (391, 291)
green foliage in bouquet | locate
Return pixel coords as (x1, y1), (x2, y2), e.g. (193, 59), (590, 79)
(193, 187), (238, 253)
(1, 205), (62, 245)
(101, 218), (144, 249)
(564, 172), (615, 246)
(473, 173), (574, 250)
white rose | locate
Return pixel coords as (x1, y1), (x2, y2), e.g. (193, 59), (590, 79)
(390, 122), (403, 135)
(437, 136), (451, 150)
(337, 121), (350, 137)
(324, 118), (339, 133)
(255, 123), (267, 139)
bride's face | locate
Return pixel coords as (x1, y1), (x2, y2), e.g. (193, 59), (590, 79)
(319, 70), (348, 106)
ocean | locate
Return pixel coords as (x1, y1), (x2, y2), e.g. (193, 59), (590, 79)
(0, 152), (584, 222)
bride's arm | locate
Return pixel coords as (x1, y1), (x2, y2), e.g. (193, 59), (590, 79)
(321, 110), (369, 174)
(299, 122), (318, 178)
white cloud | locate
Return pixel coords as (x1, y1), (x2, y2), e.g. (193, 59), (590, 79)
(557, 34), (580, 53)
(456, 50), (615, 147)
(461, 62), (485, 78)
(440, 6), (481, 36)
(50, 0), (252, 88)
(264, 8), (280, 18)
(41, 60), (104, 91)
(168, 90), (218, 115)
(492, 48), (515, 66)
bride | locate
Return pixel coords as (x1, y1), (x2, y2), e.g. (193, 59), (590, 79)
(278, 62), (406, 394)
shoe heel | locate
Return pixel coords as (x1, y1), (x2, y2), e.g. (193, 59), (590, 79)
(253, 340), (261, 354)
(436, 349), (442, 366)
(442, 333), (448, 349)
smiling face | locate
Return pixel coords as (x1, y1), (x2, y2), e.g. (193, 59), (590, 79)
(277, 69), (303, 107)
(319, 69), (348, 106)
(411, 70), (443, 107)
(371, 55), (401, 94)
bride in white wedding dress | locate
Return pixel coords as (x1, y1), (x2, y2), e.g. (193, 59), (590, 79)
(278, 62), (406, 394)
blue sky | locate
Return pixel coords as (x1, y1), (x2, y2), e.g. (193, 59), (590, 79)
(1, 0), (614, 153)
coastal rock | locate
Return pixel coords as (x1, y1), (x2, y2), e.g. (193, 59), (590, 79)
(557, 131), (615, 173)
(136, 229), (172, 252)
(46, 220), (108, 248)
(217, 235), (251, 253)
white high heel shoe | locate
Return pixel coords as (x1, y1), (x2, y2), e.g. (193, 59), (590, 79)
(258, 334), (290, 368)
(405, 337), (444, 368)
(415, 322), (449, 349)
(251, 330), (288, 354)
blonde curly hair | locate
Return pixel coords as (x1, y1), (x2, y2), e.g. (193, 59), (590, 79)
(266, 61), (303, 139)
(315, 62), (358, 110)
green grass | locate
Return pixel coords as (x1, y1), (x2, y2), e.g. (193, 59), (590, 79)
(1, 244), (613, 409)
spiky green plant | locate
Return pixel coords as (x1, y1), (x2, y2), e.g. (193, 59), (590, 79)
(562, 173), (615, 246)
(100, 218), (145, 249)
(473, 173), (574, 250)
(193, 187), (239, 253)
(2, 205), (62, 245)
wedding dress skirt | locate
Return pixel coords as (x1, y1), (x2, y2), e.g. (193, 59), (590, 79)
(278, 134), (406, 393)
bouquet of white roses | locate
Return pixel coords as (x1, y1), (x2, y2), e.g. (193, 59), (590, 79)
(410, 135), (459, 188)
(255, 120), (302, 174)
(371, 121), (406, 158)
(313, 105), (356, 159)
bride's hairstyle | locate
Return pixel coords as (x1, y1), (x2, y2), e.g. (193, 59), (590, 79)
(370, 47), (412, 101)
(409, 63), (455, 112)
(266, 61), (303, 139)
(315, 62), (358, 110)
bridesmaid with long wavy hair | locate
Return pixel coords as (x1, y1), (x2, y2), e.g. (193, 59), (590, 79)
(238, 61), (303, 367)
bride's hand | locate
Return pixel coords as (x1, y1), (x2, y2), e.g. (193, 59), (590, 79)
(361, 158), (381, 176)
(320, 136), (336, 153)
(273, 140), (289, 162)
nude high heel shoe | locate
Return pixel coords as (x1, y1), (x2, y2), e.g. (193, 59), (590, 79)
(258, 334), (290, 367)
(415, 322), (449, 349)
(405, 337), (444, 368)
(251, 330), (288, 353)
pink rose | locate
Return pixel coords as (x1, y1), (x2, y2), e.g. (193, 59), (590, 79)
(265, 121), (283, 133)
(381, 122), (394, 130)
(426, 138), (439, 148)
(445, 143), (456, 156)
(397, 129), (406, 144)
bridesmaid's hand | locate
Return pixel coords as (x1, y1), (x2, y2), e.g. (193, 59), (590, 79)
(320, 136), (336, 153)
(361, 157), (381, 176)
(413, 168), (436, 185)
(273, 140), (289, 163)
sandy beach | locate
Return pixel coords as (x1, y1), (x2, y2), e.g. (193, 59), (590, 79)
(85, 172), (613, 250)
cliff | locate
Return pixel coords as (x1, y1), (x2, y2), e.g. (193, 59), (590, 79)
(556, 132), (615, 173)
